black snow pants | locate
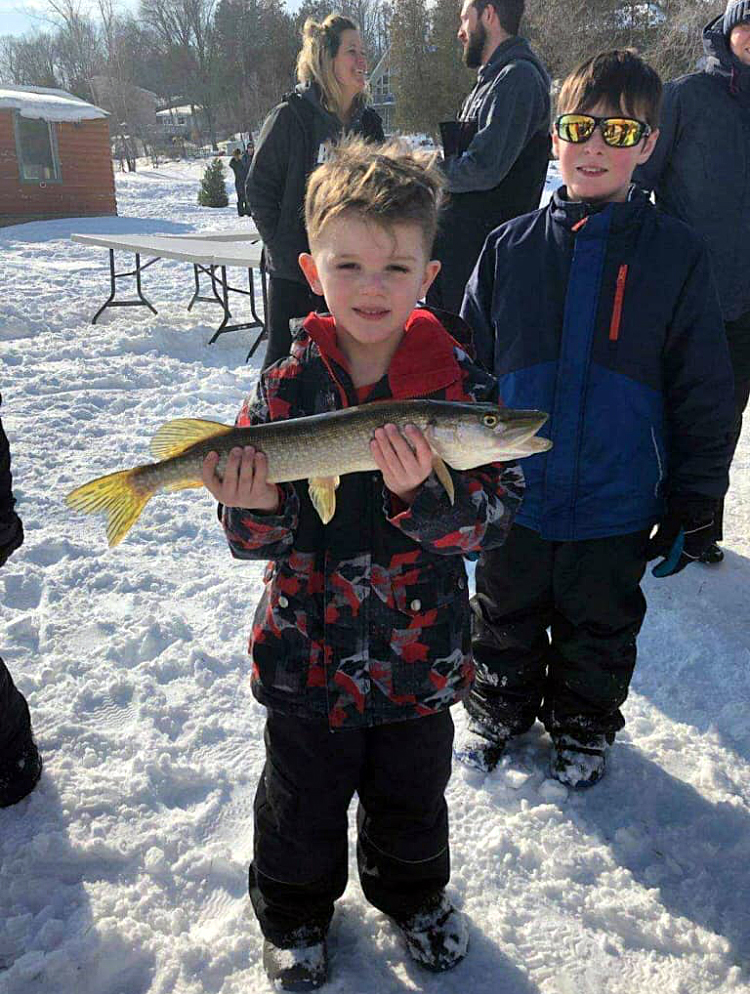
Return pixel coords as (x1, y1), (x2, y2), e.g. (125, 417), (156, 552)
(715, 310), (750, 541)
(249, 707), (453, 945)
(261, 277), (325, 371)
(235, 182), (248, 217)
(467, 524), (649, 741)
(0, 656), (32, 754)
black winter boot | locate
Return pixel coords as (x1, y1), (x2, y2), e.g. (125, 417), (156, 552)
(453, 718), (510, 773)
(0, 732), (42, 807)
(262, 935), (328, 991)
(393, 892), (468, 972)
(699, 542), (724, 564)
(550, 732), (608, 789)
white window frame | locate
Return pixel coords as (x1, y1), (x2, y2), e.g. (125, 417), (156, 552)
(13, 112), (62, 184)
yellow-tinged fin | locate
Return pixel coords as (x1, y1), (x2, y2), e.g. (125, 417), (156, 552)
(66, 468), (153, 548)
(308, 476), (339, 524)
(150, 418), (234, 461)
(432, 456), (455, 505)
(164, 479), (205, 492)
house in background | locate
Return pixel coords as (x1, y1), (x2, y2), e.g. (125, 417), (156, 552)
(156, 104), (205, 143)
(0, 85), (116, 226)
(369, 47), (395, 134)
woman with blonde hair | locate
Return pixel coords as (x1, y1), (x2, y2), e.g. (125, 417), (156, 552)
(247, 14), (384, 368)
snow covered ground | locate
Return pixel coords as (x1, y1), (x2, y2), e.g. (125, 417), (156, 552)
(0, 159), (748, 994)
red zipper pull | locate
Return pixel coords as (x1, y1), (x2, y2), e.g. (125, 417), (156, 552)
(609, 264), (629, 342)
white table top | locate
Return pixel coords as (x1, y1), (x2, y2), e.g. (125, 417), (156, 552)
(71, 232), (263, 268)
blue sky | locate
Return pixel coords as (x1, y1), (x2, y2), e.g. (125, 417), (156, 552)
(1, 0), (303, 37)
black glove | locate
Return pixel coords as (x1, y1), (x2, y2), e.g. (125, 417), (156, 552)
(0, 513), (23, 568)
(646, 496), (716, 578)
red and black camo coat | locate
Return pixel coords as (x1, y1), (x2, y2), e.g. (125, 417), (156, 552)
(221, 308), (525, 729)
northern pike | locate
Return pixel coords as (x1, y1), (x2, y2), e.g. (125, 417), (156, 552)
(66, 399), (552, 547)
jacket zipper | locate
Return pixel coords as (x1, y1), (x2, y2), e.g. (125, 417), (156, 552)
(609, 264), (628, 341)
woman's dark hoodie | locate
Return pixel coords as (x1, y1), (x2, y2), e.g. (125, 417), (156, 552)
(247, 82), (384, 285)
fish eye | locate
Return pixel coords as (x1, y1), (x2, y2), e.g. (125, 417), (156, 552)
(483, 413), (498, 428)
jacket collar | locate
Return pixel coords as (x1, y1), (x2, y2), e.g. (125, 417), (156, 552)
(295, 309), (464, 400)
(479, 35), (549, 87)
(549, 184), (649, 234)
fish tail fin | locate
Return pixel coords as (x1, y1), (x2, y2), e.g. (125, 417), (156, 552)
(66, 468), (153, 548)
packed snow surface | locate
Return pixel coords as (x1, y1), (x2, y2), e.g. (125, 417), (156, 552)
(0, 160), (748, 994)
(0, 85), (108, 122)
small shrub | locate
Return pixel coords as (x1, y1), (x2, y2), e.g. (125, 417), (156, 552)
(198, 158), (229, 208)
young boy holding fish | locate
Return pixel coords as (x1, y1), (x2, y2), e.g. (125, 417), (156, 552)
(457, 50), (735, 787)
(201, 138), (527, 989)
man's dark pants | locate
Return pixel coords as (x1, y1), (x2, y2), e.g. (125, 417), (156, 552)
(467, 524), (650, 741)
(715, 310), (750, 541)
(0, 657), (32, 754)
(249, 708), (453, 945)
(261, 277), (325, 370)
(426, 209), (497, 317)
(235, 183), (247, 217)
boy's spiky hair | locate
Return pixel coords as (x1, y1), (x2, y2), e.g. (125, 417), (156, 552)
(304, 136), (444, 253)
(557, 49), (663, 128)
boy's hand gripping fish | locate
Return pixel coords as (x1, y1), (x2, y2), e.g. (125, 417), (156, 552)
(66, 399), (552, 547)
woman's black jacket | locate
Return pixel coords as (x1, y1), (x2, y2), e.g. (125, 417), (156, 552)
(247, 83), (384, 284)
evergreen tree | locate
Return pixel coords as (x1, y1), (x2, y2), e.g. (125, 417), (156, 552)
(428, 0), (474, 132)
(198, 158), (229, 207)
(390, 0), (431, 133)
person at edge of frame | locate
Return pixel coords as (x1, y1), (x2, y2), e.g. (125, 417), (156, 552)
(455, 50), (735, 789)
(0, 392), (43, 808)
(635, 0), (750, 565)
(246, 13), (384, 370)
(201, 137), (525, 990)
(426, 0), (551, 316)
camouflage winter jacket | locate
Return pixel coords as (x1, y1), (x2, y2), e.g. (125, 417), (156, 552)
(221, 309), (525, 729)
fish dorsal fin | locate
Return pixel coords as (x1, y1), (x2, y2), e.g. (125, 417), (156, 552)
(308, 476), (340, 524)
(150, 419), (234, 461)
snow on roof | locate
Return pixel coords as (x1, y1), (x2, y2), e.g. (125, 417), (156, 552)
(0, 85), (108, 122)
(155, 105), (197, 118)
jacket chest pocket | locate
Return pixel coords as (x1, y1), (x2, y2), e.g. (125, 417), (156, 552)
(388, 568), (470, 698)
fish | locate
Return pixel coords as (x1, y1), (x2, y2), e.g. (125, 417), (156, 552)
(66, 399), (552, 547)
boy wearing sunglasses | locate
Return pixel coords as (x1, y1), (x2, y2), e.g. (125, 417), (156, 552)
(457, 50), (735, 786)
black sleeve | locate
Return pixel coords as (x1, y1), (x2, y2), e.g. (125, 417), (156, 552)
(460, 235), (498, 374)
(246, 103), (295, 246)
(663, 241), (735, 500)
(0, 402), (24, 566)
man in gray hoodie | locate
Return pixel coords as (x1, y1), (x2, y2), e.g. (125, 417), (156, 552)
(427, 0), (550, 316)
(636, 1), (750, 564)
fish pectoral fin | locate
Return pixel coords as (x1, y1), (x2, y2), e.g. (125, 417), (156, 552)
(432, 456), (455, 505)
(308, 476), (339, 524)
(150, 418), (234, 461)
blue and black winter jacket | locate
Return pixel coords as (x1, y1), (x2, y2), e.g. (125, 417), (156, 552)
(462, 186), (735, 542)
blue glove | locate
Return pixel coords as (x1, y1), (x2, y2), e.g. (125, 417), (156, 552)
(646, 497), (715, 578)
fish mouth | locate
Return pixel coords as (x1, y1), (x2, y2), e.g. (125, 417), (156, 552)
(496, 410), (552, 454)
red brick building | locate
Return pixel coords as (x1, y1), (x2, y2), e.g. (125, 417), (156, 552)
(0, 85), (117, 226)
